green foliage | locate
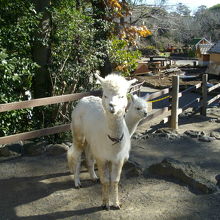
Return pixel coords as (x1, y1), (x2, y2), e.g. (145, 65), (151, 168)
(109, 38), (142, 76)
(50, 2), (107, 95)
(47, 1), (108, 131)
(0, 0), (40, 136)
(209, 4), (220, 10)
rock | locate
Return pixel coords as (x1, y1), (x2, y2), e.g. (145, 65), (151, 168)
(23, 141), (47, 156)
(210, 132), (220, 140)
(46, 144), (68, 156)
(124, 160), (143, 178)
(184, 130), (205, 138)
(0, 146), (13, 157)
(0, 144), (21, 157)
(198, 136), (216, 142)
(5, 142), (23, 154)
(146, 158), (217, 194)
(215, 174), (220, 186)
(153, 128), (181, 140)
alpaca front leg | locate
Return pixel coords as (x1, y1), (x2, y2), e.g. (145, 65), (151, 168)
(111, 160), (124, 209)
(96, 159), (110, 210)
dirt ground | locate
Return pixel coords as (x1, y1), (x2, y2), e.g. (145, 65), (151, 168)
(0, 105), (220, 220)
(1, 65), (220, 220)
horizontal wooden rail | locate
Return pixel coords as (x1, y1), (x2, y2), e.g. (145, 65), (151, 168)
(181, 97), (201, 112)
(129, 81), (145, 93)
(208, 83), (220, 92)
(139, 107), (171, 125)
(181, 82), (202, 94)
(0, 124), (71, 145)
(145, 88), (170, 101)
(0, 90), (101, 113)
(207, 94), (220, 105)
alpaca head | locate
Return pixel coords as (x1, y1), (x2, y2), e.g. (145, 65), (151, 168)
(127, 94), (148, 119)
(95, 73), (136, 115)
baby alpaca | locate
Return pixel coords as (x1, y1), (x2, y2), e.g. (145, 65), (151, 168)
(70, 74), (136, 210)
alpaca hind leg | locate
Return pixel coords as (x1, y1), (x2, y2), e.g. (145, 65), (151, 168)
(71, 131), (85, 188)
(96, 159), (110, 210)
(111, 160), (124, 209)
(84, 145), (98, 181)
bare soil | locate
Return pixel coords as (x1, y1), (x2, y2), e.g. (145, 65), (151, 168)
(0, 106), (220, 220)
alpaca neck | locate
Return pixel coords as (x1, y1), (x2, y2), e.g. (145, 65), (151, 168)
(125, 111), (140, 137)
(106, 112), (125, 139)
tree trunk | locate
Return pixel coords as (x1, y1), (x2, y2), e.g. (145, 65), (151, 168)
(91, 0), (112, 77)
(32, 0), (52, 98)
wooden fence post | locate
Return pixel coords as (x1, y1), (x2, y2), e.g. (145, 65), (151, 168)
(201, 74), (208, 116)
(170, 75), (179, 130)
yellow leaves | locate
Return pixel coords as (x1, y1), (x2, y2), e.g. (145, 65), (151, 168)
(107, 0), (122, 10)
(119, 25), (152, 45)
(136, 26), (152, 37)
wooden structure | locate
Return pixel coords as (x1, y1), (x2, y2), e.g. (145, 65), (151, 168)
(196, 44), (213, 66)
(206, 40), (220, 76)
(190, 38), (212, 50)
(0, 75), (220, 145)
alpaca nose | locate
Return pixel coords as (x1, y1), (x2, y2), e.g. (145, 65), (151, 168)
(109, 103), (115, 113)
(144, 111), (147, 117)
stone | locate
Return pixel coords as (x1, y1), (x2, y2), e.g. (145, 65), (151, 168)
(5, 142), (23, 154)
(124, 160), (143, 178)
(46, 144), (68, 156)
(0, 146), (12, 157)
(215, 174), (220, 186)
(210, 132), (220, 140)
(153, 128), (181, 140)
(184, 130), (205, 138)
(198, 136), (216, 142)
(0, 145), (21, 157)
(23, 141), (47, 156)
(146, 158), (217, 194)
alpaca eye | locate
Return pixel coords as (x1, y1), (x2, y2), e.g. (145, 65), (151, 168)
(136, 107), (141, 110)
(120, 96), (124, 99)
(104, 95), (108, 98)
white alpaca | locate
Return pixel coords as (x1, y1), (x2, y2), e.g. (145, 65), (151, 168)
(67, 94), (148, 188)
(69, 74), (136, 210)
(125, 94), (148, 137)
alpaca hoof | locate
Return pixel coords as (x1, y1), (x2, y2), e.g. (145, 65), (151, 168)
(102, 205), (110, 211)
(112, 204), (121, 210)
(92, 178), (100, 183)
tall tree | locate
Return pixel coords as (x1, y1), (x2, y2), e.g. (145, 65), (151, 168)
(31, 0), (52, 98)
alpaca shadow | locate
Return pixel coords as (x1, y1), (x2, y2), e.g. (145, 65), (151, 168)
(0, 172), (101, 219)
(18, 207), (103, 220)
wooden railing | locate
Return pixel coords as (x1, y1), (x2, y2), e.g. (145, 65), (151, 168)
(0, 75), (219, 145)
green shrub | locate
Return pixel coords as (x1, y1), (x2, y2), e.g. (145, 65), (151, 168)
(109, 38), (142, 76)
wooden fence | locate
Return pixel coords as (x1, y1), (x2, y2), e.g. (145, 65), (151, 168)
(0, 74), (219, 145)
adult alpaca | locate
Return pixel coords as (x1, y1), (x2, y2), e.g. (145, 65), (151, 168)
(68, 94), (148, 188)
(70, 73), (136, 210)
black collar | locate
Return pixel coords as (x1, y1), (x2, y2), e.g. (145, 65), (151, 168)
(107, 133), (124, 145)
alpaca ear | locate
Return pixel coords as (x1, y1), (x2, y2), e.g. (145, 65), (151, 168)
(130, 94), (137, 103)
(128, 78), (138, 87)
(144, 93), (150, 101)
(94, 72), (104, 84)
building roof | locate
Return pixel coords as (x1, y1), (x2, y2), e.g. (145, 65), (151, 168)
(190, 38), (202, 45)
(190, 38), (211, 48)
(198, 44), (214, 55)
(208, 40), (220, 54)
